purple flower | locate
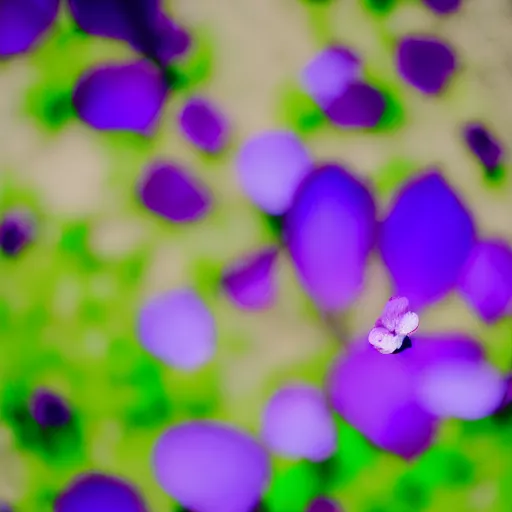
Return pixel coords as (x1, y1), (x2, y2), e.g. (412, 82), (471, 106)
(458, 240), (512, 323)
(324, 82), (386, 128)
(261, 385), (336, 461)
(463, 123), (504, 170)
(30, 388), (71, 427)
(0, 0), (59, 56)
(285, 163), (377, 311)
(138, 288), (216, 370)
(368, 296), (419, 354)
(68, 0), (190, 65)
(328, 333), (498, 458)
(138, 160), (211, 222)
(178, 97), (229, 153)
(73, 60), (168, 134)
(328, 341), (437, 459)
(307, 497), (342, 512)
(153, 421), (270, 512)
(0, 211), (33, 256)
(237, 131), (312, 215)
(396, 36), (456, 95)
(221, 247), (279, 310)
(421, 0), (462, 14)
(55, 473), (148, 512)
(301, 46), (361, 109)
(379, 170), (476, 309)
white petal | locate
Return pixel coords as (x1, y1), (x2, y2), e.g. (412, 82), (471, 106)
(369, 328), (404, 355)
(396, 311), (419, 336)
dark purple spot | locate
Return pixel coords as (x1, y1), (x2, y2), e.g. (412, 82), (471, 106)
(68, 0), (190, 65)
(0, 211), (33, 256)
(30, 389), (71, 427)
(178, 97), (229, 153)
(421, 0), (462, 14)
(396, 36), (456, 95)
(325, 82), (386, 128)
(463, 123), (503, 170)
(138, 160), (211, 222)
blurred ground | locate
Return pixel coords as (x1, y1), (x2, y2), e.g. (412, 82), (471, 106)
(0, 0), (512, 510)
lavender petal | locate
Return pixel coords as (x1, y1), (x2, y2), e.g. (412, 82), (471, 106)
(261, 385), (336, 461)
(458, 240), (512, 323)
(222, 247), (279, 310)
(138, 289), (216, 370)
(178, 97), (229, 153)
(153, 421), (270, 512)
(396, 36), (456, 95)
(285, 164), (377, 311)
(138, 160), (211, 223)
(73, 60), (168, 133)
(237, 131), (312, 215)
(379, 171), (475, 309)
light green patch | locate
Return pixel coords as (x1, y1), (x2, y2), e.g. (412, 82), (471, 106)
(276, 84), (326, 136)
(374, 157), (417, 198)
(362, 0), (399, 16)
(265, 459), (322, 511)
(166, 30), (215, 93)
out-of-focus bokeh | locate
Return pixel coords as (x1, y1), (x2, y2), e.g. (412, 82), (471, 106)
(1, 0), (511, 511)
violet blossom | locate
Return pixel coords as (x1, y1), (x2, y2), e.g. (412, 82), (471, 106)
(368, 296), (419, 354)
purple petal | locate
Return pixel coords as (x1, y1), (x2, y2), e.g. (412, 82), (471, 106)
(380, 296), (410, 332)
(307, 497), (342, 512)
(178, 97), (229, 153)
(237, 131), (312, 215)
(261, 385), (336, 461)
(138, 289), (216, 370)
(285, 164), (377, 311)
(138, 160), (211, 223)
(301, 46), (361, 108)
(458, 240), (512, 323)
(221, 247), (279, 310)
(416, 360), (505, 420)
(73, 60), (168, 133)
(379, 171), (476, 309)
(402, 333), (485, 371)
(463, 123), (503, 169)
(68, 0), (189, 64)
(0, 0), (59, 56)
(0, 211), (33, 256)
(325, 82), (386, 128)
(0, 502), (12, 512)
(396, 36), (456, 95)
(30, 389), (71, 427)
(55, 473), (148, 512)
(153, 421), (270, 512)
(421, 0), (462, 14)
(327, 342), (436, 459)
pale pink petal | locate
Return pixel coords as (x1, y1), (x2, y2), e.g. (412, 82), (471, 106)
(380, 296), (410, 332)
(396, 311), (419, 336)
(369, 328), (404, 355)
